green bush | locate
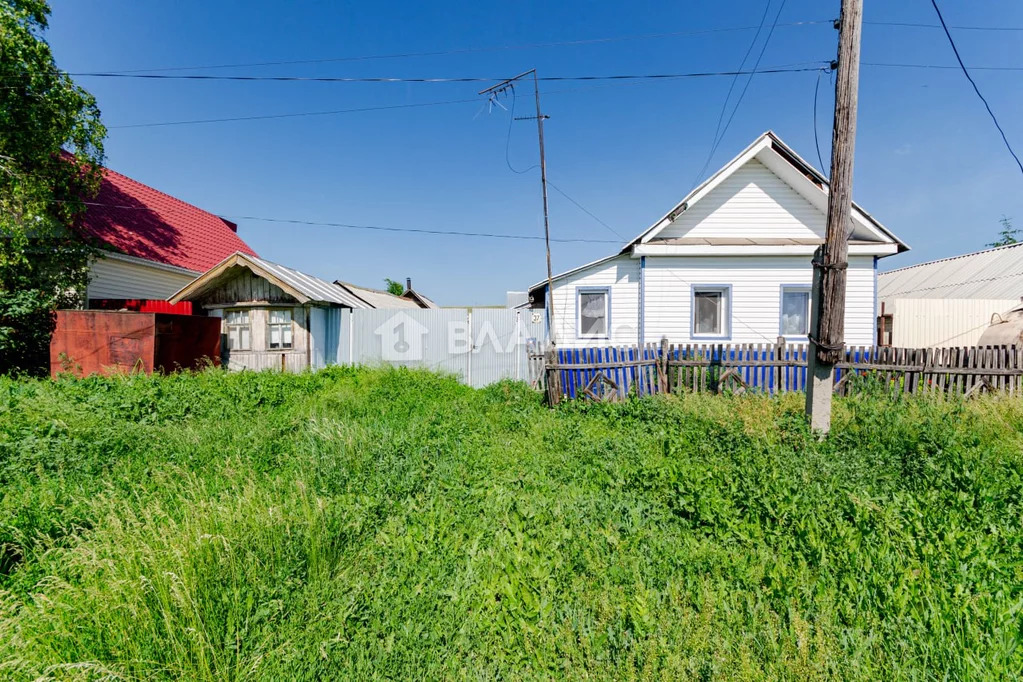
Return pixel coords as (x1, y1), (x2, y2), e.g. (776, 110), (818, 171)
(0, 367), (1020, 680)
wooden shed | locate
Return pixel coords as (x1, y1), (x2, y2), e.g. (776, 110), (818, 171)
(169, 252), (420, 371)
(50, 310), (221, 377)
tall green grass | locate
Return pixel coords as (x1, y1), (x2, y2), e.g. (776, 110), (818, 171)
(0, 367), (1021, 680)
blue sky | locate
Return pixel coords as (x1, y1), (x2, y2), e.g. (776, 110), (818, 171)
(47, 0), (1023, 305)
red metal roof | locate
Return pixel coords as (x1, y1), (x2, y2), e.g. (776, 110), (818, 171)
(78, 166), (257, 272)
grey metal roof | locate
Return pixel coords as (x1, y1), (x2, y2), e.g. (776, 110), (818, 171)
(879, 242), (1023, 301)
(251, 256), (369, 307)
(334, 281), (422, 309)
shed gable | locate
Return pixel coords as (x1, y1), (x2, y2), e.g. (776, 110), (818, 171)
(655, 160), (825, 242)
(194, 266), (300, 307)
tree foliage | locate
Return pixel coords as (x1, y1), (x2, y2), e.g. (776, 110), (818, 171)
(384, 278), (405, 296)
(1, 0), (105, 375)
(986, 215), (1020, 248)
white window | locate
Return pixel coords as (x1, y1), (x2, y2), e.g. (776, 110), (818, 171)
(577, 288), (609, 338)
(692, 286), (729, 338)
(780, 287), (811, 336)
(224, 309), (250, 351)
(268, 309), (293, 349)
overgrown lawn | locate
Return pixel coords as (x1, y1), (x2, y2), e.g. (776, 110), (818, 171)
(0, 368), (1021, 680)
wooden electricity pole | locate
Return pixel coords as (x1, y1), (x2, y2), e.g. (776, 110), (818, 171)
(805, 0), (863, 433)
(480, 70), (556, 345)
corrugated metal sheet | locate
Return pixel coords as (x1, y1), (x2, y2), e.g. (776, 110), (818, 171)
(470, 308), (544, 386)
(250, 256), (367, 307)
(889, 298), (1021, 348)
(336, 309), (544, 388)
(879, 243), (1023, 301)
(335, 281), (422, 309)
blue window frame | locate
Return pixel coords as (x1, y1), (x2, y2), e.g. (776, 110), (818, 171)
(779, 284), (812, 338)
(690, 284), (731, 340)
(576, 286), (611, 339)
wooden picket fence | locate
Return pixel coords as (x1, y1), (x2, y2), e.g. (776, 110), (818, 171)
(535, 340), (1023, 405)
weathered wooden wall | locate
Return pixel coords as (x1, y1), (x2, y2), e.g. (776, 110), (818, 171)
(216, 305), (311, 372)
(197, 266), (297, 306)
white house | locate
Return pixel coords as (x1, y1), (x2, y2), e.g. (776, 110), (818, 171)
(527, 132), (908, 347)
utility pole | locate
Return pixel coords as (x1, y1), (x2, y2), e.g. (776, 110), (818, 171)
(806, 0), (863, 434)
(480, 70), (556, 345)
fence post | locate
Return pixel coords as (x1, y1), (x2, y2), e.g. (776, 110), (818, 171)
(659, 337), (669, 394)
(544, 345), (561, 405)
(775, 336), (785, 395)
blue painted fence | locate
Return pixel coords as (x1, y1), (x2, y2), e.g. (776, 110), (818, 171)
(551, 342), (901, 400)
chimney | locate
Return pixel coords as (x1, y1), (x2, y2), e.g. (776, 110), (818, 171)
(406, 277), (412, 292)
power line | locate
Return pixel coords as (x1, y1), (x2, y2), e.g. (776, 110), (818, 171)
(43, 19), (1018, 78)
(55, 199), (620, 243)
(692, 0), (789, 186)
(812, 67), (828, 174)
(107, 66), (827, 129)
(547, 181), (627, 241)
(52, 66), (824, 84)
(109, 97), (480, 129)
(694, 0), (774, 187)
(67, 21), (838, 75)
(226, 214), (622, 243)
(929, 0), (1023, 178)
(863, 62), (1023, 72)
(865, 20), (1023, 32)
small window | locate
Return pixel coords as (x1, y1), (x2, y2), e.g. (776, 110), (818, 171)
(268, 309), (293, 349)
(224, 309), (250, 351)
(577, 288), (609, 338)
(692, 286), (729, 337)
(780, 286), (811, 336)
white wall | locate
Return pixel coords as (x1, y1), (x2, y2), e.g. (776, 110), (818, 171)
(889, 298), (1021, 348)
(549, 253), (878, 348)
(643, 255), (876, 345)
(659, 159), (826, 241)
(87, 255), (197, 301)
(549, 255), (640, 346)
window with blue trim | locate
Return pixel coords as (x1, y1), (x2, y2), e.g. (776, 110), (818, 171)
(780, 286), (811, 336)
(577, 288), (609, 338)
(692, 286), (729, 337)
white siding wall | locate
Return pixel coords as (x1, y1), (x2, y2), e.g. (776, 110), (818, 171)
(889, 298), (1021, 348)
(87, 255), (197, 301)
(642, 255), (876, 345)
(658, 159), (826, 241)
(550, 255), (640, 347)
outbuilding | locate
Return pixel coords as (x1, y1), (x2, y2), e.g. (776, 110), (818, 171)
(169, 252), (420, 371)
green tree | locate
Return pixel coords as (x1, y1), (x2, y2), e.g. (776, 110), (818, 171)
(986, 215), (1021, 248)
(1, 0), (105, 375)
(384, 278), (405, 296)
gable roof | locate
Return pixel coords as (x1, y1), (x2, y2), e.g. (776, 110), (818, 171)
(401, 288), (439, 309)
(528, 132), (907, 301)
(170, 252), (368, 307)
(78, 166), (258, 272)
(333, 280), (422, 309)
(632, 131), (906, 250)
(879, 242), (1023, 301)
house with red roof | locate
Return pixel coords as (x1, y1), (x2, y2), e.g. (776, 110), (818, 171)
(79, 165), (258, 313)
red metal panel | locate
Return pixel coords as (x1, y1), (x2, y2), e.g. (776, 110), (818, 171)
(50, 310), (156, 377)
(90, 299), (193, 315)
(153, 313), (221, 372)
(50, 310), (220, 378)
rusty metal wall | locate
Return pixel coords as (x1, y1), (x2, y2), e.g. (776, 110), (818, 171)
(50, 310), (219, 378)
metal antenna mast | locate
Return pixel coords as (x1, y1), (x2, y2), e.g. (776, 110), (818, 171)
(480, 69), (556, 344)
